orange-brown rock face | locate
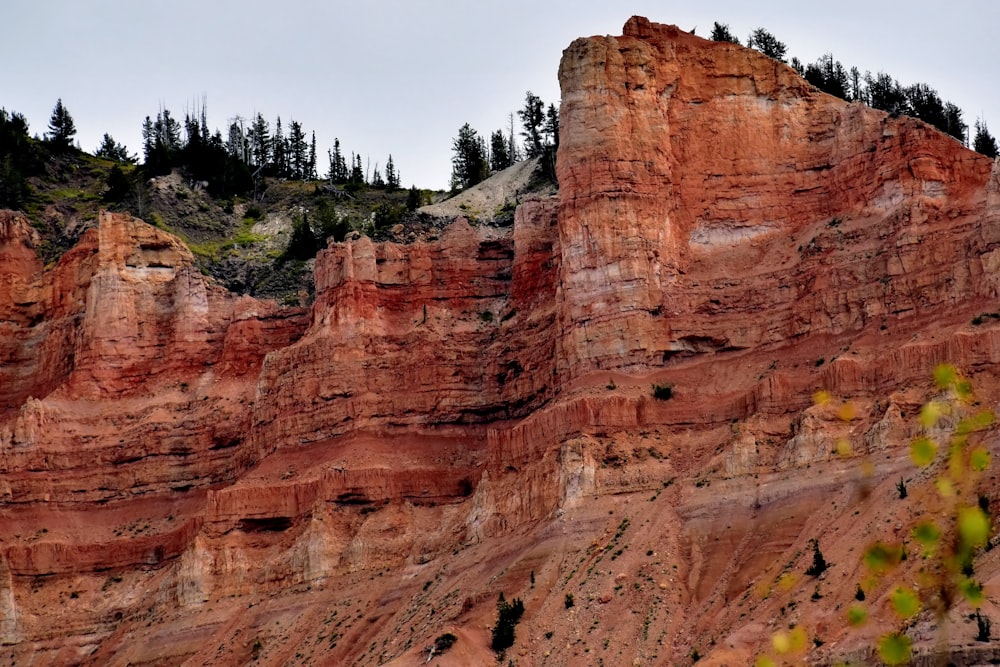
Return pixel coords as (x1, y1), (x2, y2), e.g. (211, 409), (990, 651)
(0, 211), (307, 594)
(5, 16), (1000, 666)
(252, 202), (559, 450)
(556, 15), (995, 378)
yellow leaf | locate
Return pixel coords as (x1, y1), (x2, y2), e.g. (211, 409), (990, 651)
(913, 521), (941, 554)
(755, 656), (777, 667)
(836, 438), (853, 457)
(934, 364), (957, 389)
(772, 627), (807, 655)
(951, 441), (966, 479)
(787, 626), (808, 652)
(920, 401), (944, 429)
(958, 506), (991, 548)
(910, 437), (937, 467)
(936, 477), (955, 498)
(838, 402), (856, 421)
(972, 409), (995, 430)
(878, 633), (912, 665)
(959, 577), (984, 605)
(970, 446), (991, 472)
(890, 586), (921, 618)
(777, 572), (798, 591)
(864, 542), (902, 573)
(956, 410), (992, 434)
(955, 379), (974, 401)
(813, 390), (832, 406)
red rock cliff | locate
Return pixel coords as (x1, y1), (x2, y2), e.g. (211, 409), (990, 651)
(555, 16), (995, 379)
(3, 16), (1000, 666)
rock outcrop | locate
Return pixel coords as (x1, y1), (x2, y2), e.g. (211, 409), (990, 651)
(3, 16), (1000, 666)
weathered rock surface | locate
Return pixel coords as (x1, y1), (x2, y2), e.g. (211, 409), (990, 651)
(3, 16), (1000, 666)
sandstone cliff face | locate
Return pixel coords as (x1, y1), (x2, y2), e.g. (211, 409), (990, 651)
(0, 211), (307, 577)
(555, 15), (994, 378)
(4, 16), (1000, 666)
(252, 199), (559, 451)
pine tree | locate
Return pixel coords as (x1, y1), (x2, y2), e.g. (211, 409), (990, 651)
(95, 133), (134, 163)
(103, 164), (131, 202)
(141, 109), (181, 176)
(314, 198), (349, 243)
(974, 119), (998, 158)
(906, 83), (948, 132)
(804, 54), (849, 100)
(710, 22), (740, 44)
(544, 103), (560, 150)
(944, 103), (967, 143)
(328, 138), (348, 183)
(805, 539), (829, 576)
(348, 152), (365, 190)
(490, 593), (525, 654)
(450, 123), (488, 191)
(518, 92), (545, 158)
(866, 72), (908, 115)
(198, 103), (210, 144)
(385, 154), (400, 190)
(849, 66), (864, 102)
(248, 113), (271, 171)
(746, 27), (787, 62)
(507, 112), (521, 164)
(284, 211), (318, 260)
(271, 116), (287, 177)
(141, 116), (155, 165)
(0, 108), (36, 209)
(308, 131), (317, 180)
(490, 130), (511, 172)
(288, 120), (307, 179)
(46, 98), (77, 150)
(226, 117), (249, 164)
(370, 162), (385, 188)
(156, 108), (182, 152)
(406, 185), (421, 212)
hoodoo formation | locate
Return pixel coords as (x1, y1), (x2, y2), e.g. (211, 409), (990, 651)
(3, 16), (1000, 665)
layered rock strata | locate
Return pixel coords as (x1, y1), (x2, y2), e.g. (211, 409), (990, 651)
(2, 16), (1000, 666)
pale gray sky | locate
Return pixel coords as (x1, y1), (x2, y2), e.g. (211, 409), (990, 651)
(2, 1), (998, 190)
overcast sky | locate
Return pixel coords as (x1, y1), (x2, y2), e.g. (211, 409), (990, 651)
(3, 1), (998, 190)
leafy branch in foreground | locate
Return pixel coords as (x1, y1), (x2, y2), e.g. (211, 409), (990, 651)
(755, 364), (994, 666)
(854, 364), (994, 664)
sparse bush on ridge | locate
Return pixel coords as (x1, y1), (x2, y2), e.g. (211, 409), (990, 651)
(804, 539), (828, 577)
(490, 593), (524, 654)
(652, 383), (673, 400)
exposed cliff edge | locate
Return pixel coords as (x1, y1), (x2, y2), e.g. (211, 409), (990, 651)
(3, 16), (1000, 665)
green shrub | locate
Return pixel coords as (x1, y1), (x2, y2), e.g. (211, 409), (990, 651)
(975, 610), (992, 642)
(433, 633), (457, 653)
(972, 312), (1000, 326)
(490, 593), (524, 653)
(282, 213), (318, 261)
(651, 383), (673, 400)
(805, 539), (828, 576)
